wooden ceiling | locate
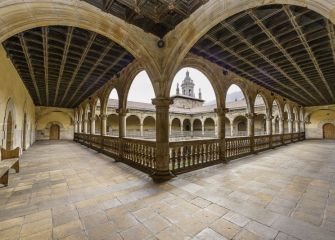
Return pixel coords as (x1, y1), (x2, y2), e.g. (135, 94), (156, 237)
(83, 0), (208, 38)
(191, 5), (335, 106)
(3, 26), (134, 108)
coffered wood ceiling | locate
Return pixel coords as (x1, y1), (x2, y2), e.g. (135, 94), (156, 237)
(191, 5), (335, 106)
(83, 0), (208, 38)
(3, 26), (134, 108)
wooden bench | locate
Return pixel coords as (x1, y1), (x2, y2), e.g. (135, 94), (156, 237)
(0, 167), (9, 186)
(0, 148), (20, 187)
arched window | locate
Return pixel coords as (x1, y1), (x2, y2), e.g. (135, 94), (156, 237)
(226, 84), (248, 137)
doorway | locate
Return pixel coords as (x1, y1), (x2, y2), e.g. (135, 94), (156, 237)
(50, 124), (60, 140)
(323, 123), (335, 139)
(6, 112), (13, 149)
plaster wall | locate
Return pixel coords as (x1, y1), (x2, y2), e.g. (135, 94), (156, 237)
(0, 46), (36, 151)
(305, 105), (335, 139)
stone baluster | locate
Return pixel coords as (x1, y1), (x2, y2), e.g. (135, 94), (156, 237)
(151, 98), (174, 182)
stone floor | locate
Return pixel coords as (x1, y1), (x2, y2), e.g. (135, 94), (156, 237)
(0, 140), (334, 240)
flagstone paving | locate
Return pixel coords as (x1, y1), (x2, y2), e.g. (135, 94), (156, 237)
(0, 140), (334, 240)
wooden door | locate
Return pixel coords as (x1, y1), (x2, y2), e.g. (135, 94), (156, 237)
(323, 123), (335, 139)
(50, 124), (60, 140)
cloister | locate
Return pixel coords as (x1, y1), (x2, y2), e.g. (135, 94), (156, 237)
(0, 0), (335, 239)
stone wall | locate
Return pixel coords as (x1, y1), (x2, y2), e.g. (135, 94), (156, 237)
(0, 46), (36, 151)
(305, 105), (335, 139)
(35, 107), (74, 140)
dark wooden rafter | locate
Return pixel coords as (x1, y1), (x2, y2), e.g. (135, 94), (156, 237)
(18, 33), (42, 105)
(54, 27), (74, 106)
(59, 32), (97, 106)
(283, 6), (335, 102)
(42, 27), (49, 106)
(66, 41), (116, 106)
(247, 10), (327, 104)
(205, 34), (312, 105)
(3, 26), (134, 108)
(72, 51), (128, 106)
(192, 4), (335, 106)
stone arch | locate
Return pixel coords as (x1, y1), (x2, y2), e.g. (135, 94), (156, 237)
(225, 82), (252, 114)
(232, 115), (248, 137)
(204, 118), (215, 137)
(143, 116), (156, 138)
(0, 1), (160, 78)
(2, 98), (16, 149)
(254, 93), (269, 116)
(126, 115), (141, 138)
(164, 0), (335, 81)
(271, 98), (284, 119)
(183, 119), (192, 132)
(225, 117), (232, 137)
(254, 114), (267, 136)
(168, 54), (224, 108)
(103, 87), (119, 113)
(107, 114), (119, 136)
(171, 118), (182, 136)
(193, 119), (202, 137)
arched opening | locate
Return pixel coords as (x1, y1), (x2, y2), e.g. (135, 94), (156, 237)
(126, 115), (141, 138)
(272, 100), (281, 134)
(284, 104), (291, 133)
(6, 112), (14, 150)
(143, 116), (156, 139)
(22, 113), (27, 150)
(254, 94), (267, 136)
(107, 114), (119, 136)
(226, 84), (248, 137)
(323, 123), (335, 139)
(193, 119), (202, 137)
(183, 119), (191, 137)
(107, 88), (119, 136)
(204, 118), (215, 137)
(170, 67), (217, 139)
(233, 116), (248, 137)
(49, 124), (60, 140)
(171, 118), (182, 137)
(225, 117), (231, 137)
(95, 98), (101, 134)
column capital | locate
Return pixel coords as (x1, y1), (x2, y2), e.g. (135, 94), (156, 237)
(100, 114), (108, 120)
(265, 115), (274, 121)
(288, 119), (294, 122)
(152, 97), (173, 108)
(214, 108), (229, 115)
(90, 116), (96, 121)
(116, 108), (128, 116)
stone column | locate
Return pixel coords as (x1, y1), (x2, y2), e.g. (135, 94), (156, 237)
(279, 117), (284, 134)
(169, 123), (172, 136)
(266, 116), (273, 135)
(74, 121), (78, 133)
(295, 120), (300, 133)
(215, 108), (228, 163)
(202, 123), (205, 136)
(246, 113), (255, 153)
(140, 123), (144, 137)
(288, 119), (293, 133)
(90, 116), (96, 135)
(191, 122), (194, 137)
(101, 114), (107, 136)
(180, 122), (183, 136)
(78, 120), (82, 133)
(83, 120), (88, 134)
(151, 98), (174, 182)
(116, 109), (127, 138)
(230, 122), (234, 137)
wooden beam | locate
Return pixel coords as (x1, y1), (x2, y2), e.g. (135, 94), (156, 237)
(18, 33), (42, 105)
(206, 34), (313, 105)
(72, 51), (128, 107)
(54, 27), (74, 106)
(42, 27), (49, 106)
(59, 32), (97, 106)
(66, 42), (116, 106)
(248, 10), (327, 105)
(284, 6), (335, 103)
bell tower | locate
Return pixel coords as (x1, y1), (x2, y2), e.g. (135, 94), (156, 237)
(181, 70), (195, 98)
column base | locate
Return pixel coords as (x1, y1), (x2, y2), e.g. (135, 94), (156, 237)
(151, 170), (175, 183)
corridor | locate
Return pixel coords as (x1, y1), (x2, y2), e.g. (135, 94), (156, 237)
(0, 140), (334, 240)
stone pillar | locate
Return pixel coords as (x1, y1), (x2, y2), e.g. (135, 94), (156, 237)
(140, 123), (144, 137)
(288, 119), (293, 133)
(215, 108), (228, 163)
(169, 123), (172, 136)
(266, 116), (273, 135)
(180, 122), (183, 136)
(116, 109), (127, 138)
(295, 120), (300, 133)
(78, 120), (82, 133)
(90, 116), (95, 135)
(202, 123), (205, 136)
(74, 121), (78, 133)
(246, 113), (255, 153)
(191, 122), (194, 137)
(230, 122), (234, 137)
(83, 120), (88, 134)
(279, 118), (284, 134)
(151, 98), (174, 182)
(101, 114), (107, 136)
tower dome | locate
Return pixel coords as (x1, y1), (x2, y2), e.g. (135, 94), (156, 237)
(181, 70), (195, 97)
